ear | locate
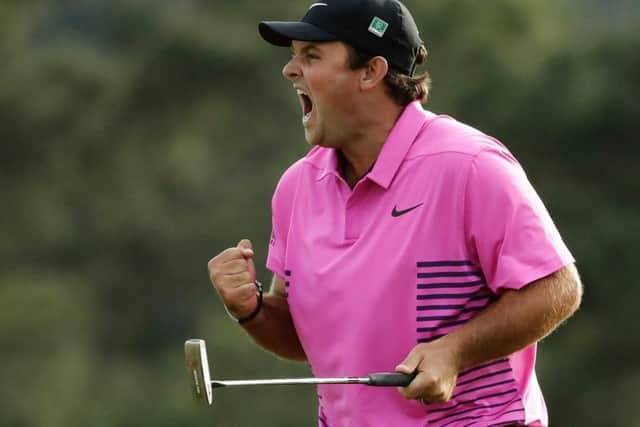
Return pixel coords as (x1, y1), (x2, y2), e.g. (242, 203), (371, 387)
(359, 56), (389, 90)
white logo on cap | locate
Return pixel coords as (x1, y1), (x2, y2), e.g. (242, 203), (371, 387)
(309, 2), (328, 8)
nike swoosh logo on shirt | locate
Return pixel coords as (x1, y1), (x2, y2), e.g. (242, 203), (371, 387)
(391, 203), (424, 217)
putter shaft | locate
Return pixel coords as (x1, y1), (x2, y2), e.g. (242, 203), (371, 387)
(211, 377), (369, 388)
(210, 372), (414, 388)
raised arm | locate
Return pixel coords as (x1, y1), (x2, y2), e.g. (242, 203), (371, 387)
(208, 239), (306, 361)
(241, 273), (307, 361)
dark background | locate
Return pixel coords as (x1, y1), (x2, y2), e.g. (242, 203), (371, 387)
(1, 1), (638, 426)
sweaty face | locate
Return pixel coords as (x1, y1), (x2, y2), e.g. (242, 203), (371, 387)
(282, 41), (362, 148)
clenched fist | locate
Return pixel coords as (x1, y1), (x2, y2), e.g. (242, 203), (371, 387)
(207, 239), (260, 319)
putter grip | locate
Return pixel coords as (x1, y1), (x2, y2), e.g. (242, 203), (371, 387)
(367, 372), (415, 387)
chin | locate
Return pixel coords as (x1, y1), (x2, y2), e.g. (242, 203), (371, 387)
(304, 130), (323, 147)
(303, 131), (315, 146)
(304, 127), (339, 149)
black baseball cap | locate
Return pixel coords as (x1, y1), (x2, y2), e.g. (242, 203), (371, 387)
(259, 0), (423, 76)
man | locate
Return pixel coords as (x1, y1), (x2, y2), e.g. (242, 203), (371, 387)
(208, 0), (583, 425)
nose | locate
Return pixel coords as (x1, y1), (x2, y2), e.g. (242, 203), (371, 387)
(282, 57), (301, 81)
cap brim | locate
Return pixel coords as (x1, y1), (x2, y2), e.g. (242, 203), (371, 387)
(259, 21), (337, 46)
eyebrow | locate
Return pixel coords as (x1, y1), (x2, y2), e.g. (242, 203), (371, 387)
(291, 43), (322, 55)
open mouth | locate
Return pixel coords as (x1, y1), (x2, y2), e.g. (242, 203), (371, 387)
(296, 89), (313, 122)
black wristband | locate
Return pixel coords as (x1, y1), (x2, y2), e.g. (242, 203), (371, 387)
(236, 281), (263, 324)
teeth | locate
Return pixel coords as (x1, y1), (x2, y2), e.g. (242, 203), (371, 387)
(296, 89), (308, 96)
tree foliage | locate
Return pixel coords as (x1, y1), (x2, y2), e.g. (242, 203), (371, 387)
(0, 1), (637, 425)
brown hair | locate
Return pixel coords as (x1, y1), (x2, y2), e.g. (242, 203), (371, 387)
(346, 44), (431, 106)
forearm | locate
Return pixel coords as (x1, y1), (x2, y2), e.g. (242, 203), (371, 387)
(240, 292), (307, 361)
(444, 264), (583, 372)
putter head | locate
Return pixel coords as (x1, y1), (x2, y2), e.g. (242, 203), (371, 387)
(185, 339), (213, 405)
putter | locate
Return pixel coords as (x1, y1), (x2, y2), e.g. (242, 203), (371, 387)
(185, 339), (415, 405)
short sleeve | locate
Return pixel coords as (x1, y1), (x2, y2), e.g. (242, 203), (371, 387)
(464, 147), (574, 292)
(266, 162), (302, 278)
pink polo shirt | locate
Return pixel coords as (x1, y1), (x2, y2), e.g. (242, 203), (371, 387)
(266, 101), (574, 427)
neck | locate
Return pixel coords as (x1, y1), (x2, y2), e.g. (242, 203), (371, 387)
(339, 100), (404, 187)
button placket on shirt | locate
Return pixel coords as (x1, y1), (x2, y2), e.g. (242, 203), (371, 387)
(344, 179), (370, 241)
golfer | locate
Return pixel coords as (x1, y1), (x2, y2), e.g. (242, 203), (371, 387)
(208, 1), (583, 425)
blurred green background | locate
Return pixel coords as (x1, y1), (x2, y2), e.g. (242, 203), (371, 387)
(1, 1), (638, 426)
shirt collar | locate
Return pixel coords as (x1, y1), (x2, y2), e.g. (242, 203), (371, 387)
(307, 101), (431, 188)
(367, 101), (430, 189)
